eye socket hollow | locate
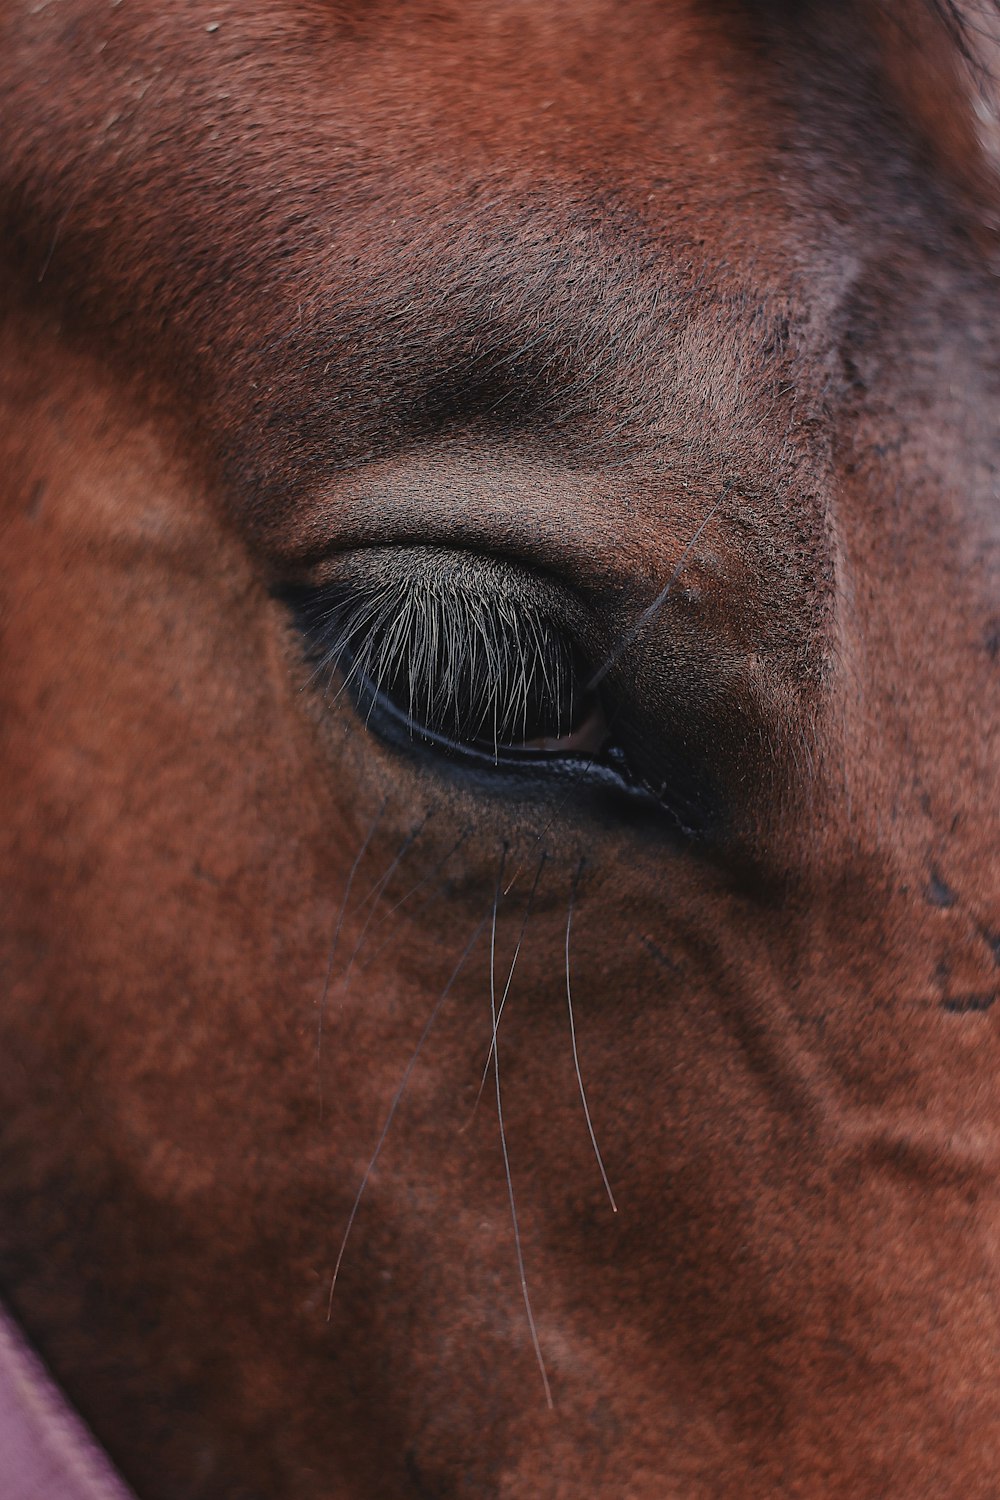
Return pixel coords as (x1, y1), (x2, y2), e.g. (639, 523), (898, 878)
(284, 547), (607, 760)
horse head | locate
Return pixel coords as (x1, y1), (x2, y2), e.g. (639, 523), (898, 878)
(1, 2), (998, 1495)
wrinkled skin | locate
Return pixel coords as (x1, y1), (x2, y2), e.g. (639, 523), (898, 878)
(1, 2), (999, 1496)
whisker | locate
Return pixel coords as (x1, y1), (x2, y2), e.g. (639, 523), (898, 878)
(352, 827), (471, 971)
(326, 915), (488, 1317)
(489, 846), (553, 1409)
(588, 490), (726, 692)
(469, 851), (548, 1116)
(336, 818), (429, 993)
(316, 796), (387, 1119)
(502, 809), (564, 896)
(355, 818), (427, 913)
(565, 861), (618, 1214)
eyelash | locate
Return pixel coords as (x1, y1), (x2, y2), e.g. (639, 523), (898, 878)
(285, 561), (598, 758)
(281, 551), (722, 839)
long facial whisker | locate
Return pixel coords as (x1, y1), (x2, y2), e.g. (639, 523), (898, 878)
(502, 812), (561, 897)
(338, 818), (429, 992)
(588, 490), (726, 692)
(469, 851), (548, 1117)
(352, 870), (467, 979)
(355, 818), (427, 913)
(353, 827), (471, 971)
(316, 797), (387, 1119)
(326, 915), (488, 1318)
(490, 847), (554, 1409)
(565, 862), (618, 1214)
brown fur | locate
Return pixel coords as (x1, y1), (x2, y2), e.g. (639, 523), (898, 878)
(1, 2), (998, 1496)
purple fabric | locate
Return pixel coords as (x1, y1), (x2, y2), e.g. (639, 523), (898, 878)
(0, 1304), (136, 1500)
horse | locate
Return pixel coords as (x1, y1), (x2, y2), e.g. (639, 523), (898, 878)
(1, 1), (998, 1495)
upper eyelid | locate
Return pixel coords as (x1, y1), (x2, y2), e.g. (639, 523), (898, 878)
(282, 547), (593, 750)
(278, 548), (722, 838)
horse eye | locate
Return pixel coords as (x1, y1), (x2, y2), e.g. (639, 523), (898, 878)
(283, 548), (608, 762)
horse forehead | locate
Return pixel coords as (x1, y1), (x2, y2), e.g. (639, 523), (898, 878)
(220, 199), (838, 513)
(7, 1), (864, 508)
(210, 191), (842, 687)
(7, 0), (984, 681)
(12, 0), (849, 329)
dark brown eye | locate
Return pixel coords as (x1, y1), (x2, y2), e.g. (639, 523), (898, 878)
(283, 546), (607, 761)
